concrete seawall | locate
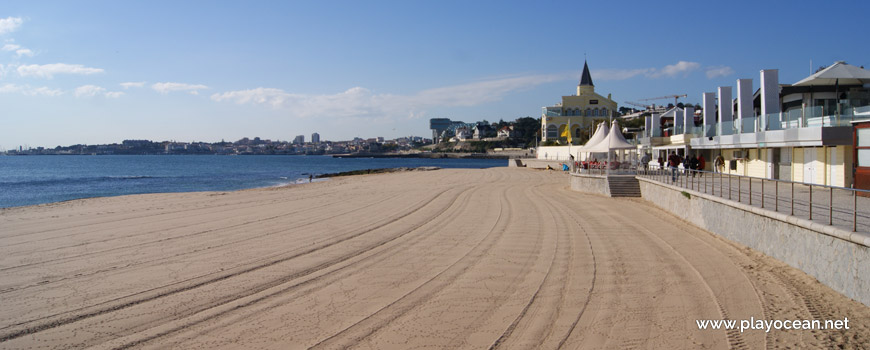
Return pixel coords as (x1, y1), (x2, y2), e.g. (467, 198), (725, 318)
(636, 177), (870, 307)
(570, 173), (609, 196)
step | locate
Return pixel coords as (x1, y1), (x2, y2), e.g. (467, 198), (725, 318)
(606, 176), (641, 197)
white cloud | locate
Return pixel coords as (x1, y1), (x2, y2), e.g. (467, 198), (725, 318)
(152, 82), (208, 95)
(75, 84), (124, 98)
(25, 86), (64, 96)
(2, 43), (34, 57)
(0, 83), (22, 93)
(594, 61), (702, 81)
(210, 87), (290, 108)
(592, 68), (652, 81)
(0, 17), (23, 35)
(75, 84), (105, 97)
(17, 63), (104, 78)
(0, 83), (63, 96)
(120, 81), (145, 89)
(705, 66), (735, 79)
(211, 73), (565, 119)
(15, 48), (33, 57)
(647, 61), (701, 78)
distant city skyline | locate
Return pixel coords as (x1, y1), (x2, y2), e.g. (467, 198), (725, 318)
(1, 0), (868, 150)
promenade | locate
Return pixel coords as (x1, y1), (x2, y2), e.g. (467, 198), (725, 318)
(1, 167), (868, 349)
(639, 168), (870, 233)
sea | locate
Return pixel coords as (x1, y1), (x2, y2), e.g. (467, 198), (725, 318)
(0, 155), (506, 209)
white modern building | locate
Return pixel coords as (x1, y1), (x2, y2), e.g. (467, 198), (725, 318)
(640, 61), (870, 187)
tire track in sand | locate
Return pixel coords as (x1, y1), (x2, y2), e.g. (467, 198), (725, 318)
(305, 185), (516, 349)
(0, 187), (457, 344)
(96, 183), (485, 350)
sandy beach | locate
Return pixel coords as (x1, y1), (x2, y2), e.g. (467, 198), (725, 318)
(1, 167), (869, 349)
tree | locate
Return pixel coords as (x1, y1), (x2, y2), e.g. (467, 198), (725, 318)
(512, 117), (541, 147)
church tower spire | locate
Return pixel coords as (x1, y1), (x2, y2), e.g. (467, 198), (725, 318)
(579, 60), (594, 87)
(577, 61), (595, 96)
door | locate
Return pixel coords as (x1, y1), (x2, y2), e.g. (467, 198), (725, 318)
(767, 148), (775, 179)
(856, 125), (870, 196)
(828, 147), (838, 187)
(779, 148), (792, 181)
(804, 148), (817, 184)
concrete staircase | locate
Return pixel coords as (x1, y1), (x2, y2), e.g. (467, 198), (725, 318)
(606, 176), (641, 197)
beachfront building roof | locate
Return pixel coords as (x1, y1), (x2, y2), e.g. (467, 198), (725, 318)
(541, 61), (619, 145)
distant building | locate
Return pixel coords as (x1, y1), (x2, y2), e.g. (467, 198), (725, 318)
(311, 132), (320, 144)
(293, 135), (305, 144)
(430, 118), (452, 142)
(498, 126), (517, 139)
(473, 123), (495, 140)
(541, 61), (618, 144)
(430, 118), (478, 143)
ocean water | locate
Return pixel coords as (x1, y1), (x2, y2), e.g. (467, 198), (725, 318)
(0, 155), (505, 208)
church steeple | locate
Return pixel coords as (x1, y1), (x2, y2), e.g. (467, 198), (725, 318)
(579, 61), (594, 87)
(577, 61), (595, 96)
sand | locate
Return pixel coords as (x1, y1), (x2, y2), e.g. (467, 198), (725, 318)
(1, 167), (868, 349)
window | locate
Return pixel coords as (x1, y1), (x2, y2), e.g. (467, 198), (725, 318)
(860, 149), (870, 167)
(593, 108), (598, 117)
(586, 108), (591, 116)
(601, 108), (607, 117)
(575, 128), (582, 138)
(546, 125), (557, 138)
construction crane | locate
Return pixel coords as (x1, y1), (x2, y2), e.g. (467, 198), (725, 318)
(623, 101), (650, 109)
(639, 94), (688, 106)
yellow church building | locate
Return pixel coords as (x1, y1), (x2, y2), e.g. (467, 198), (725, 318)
(542, 61), (618, 144)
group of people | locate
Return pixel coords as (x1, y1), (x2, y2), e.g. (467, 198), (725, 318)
(561, 152), (727, 179)
(654, 152), (707, 183)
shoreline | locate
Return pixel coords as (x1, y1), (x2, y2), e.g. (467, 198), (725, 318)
(0, 166), (444, 211)
(0, 156), (505, 209)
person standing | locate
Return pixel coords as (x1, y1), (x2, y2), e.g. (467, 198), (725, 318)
(640, 153), (651, 173)
(668, 152), (681, 183)
(689, 154), (699, 177)
(714, 154), (725, 173)
(569, 154), (576, 173)
(698, 154), (706, 177)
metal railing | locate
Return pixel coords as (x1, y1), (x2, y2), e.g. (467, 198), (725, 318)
(637, 165), (870, 233)
(573, 161), (640, 176)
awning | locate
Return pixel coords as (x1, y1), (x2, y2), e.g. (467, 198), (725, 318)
(793, 61), (870, 87)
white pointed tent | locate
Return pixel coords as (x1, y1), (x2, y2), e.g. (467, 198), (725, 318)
(571, 122), (607, 161)
(581, 122), (609, 151)
(579, 121), (636, 174)
(583, 120), (635, 152)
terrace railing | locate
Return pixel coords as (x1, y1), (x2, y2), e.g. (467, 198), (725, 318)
(637, 165), (870, 233)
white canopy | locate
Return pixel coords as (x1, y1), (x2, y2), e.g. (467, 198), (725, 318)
(793, 61), (870, 87)
(580, 122), (609, 151)
(583, 121), (635, 152)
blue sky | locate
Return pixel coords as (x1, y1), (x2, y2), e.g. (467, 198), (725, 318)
(1, 0), (868, 149)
